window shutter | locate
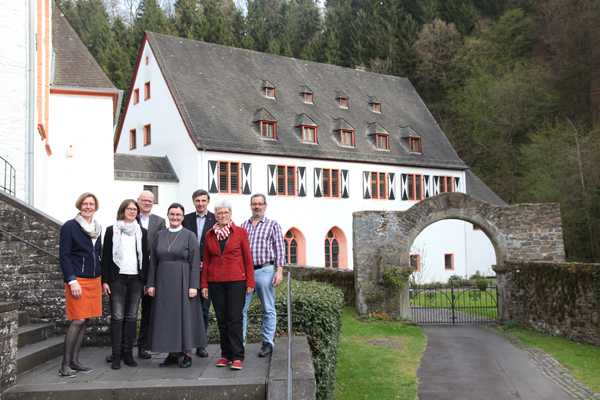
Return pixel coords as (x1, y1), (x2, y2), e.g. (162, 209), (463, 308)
(314, 168), (322, 197)
(297, 167), (306, 197)
(400, 174), (409, 200)
(424, 175), (431, 198)
(454, 177), (461, 192)
(388, 173), (396, 200)
(242, 163), (252, 194)
(267, 165), (277, 195)
(208, 161), (218, 193)
(341, 170), (349, 198)
(433, 176), (440, 196)
(363, 172), (371, 199)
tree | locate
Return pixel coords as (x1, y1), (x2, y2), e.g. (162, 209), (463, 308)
(133, 0), (173, 44)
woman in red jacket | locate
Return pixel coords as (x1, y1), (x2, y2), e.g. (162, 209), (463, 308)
(201, 201), (254, 370)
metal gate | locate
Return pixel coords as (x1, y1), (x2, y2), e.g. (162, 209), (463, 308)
(409, 280), (498, 324)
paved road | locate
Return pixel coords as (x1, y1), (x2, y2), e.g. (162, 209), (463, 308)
(418, 326), (573, 400)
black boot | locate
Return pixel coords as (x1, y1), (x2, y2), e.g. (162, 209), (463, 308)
(110, 319), (123, 370)
(123, 320), (138, 367)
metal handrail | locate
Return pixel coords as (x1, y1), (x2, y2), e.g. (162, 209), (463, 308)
(0, 225), (59, 260)
(287, 269), (293, 400)
(0, 155), (16, 196)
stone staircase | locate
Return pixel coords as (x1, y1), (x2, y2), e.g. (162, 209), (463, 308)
(16, 312), (63, 376)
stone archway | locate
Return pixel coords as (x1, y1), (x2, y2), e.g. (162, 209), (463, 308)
(353, 193), (565, 317)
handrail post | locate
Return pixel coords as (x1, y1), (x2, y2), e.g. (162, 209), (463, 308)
(287, 269), (292, 400)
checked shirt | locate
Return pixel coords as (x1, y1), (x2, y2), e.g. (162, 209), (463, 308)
(241, 217), (286, 267)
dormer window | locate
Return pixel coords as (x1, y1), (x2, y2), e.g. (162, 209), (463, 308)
(296, 113), (318, 144)
(260, 121), (277, 138)
(262, 80), (276, 99)
(375, 134), (389, 150)
(300, 86), (314, 104)
(407, 136), (422, 153)
(339, 129), (355, 147)
(369, 96), (381, 113)
(337, 96), (349, 109)
(367, 122), (390, 151)
(253, 108), (278, 140)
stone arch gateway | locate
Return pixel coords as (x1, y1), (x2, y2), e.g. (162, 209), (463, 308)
(353, 193), (566, 318)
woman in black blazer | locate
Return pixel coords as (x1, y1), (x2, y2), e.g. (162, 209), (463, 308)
(101, 199), (149, 369)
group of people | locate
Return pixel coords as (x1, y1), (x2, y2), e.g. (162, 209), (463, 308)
(58, 189), (286, 377)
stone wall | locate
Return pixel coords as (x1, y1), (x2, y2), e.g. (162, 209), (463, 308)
(353, 193), (566, 317)
(287, 266), (354, 306)
(495, 261), (600, 346)
(0, 302), (18, 391)
(0, 192), (109, 345)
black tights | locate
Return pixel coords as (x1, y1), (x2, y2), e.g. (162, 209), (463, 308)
(61, 319), (87, 368)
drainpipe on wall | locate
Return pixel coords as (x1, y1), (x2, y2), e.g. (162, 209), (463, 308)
(26, 0), (36, 205)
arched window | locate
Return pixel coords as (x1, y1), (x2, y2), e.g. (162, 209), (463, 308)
(325, 229), (340, 268)
(284, 228), (306, 265)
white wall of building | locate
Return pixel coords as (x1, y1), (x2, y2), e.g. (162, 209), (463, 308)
(410, 219), (496, 283)
(34, 93), (115, 224)
(0, 1), (30, 199)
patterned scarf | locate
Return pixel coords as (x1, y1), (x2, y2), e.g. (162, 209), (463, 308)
(112, 220), (143, 271)
(214, 222), (233, 241)
(75, 214), (102, 240)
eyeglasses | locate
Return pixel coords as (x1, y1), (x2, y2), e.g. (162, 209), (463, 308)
(125, 207), (138, 211)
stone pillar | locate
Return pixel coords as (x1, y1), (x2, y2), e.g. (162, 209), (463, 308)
(0, 302), (18, 391)
(493, 264), (511, 322)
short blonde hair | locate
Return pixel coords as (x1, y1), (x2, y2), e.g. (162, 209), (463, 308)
(75, 192), (99, 211)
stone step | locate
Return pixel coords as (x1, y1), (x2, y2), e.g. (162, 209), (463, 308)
(17, 323), (55, 348)
(17, 336), (63, 375)
(18, 312), (30, 327)
(2, 378), (265, 400)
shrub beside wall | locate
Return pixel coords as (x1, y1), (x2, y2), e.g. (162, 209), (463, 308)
(287, 266), (354, 306)
(498, 261), (600, 345)
(246, 279), (344, 400)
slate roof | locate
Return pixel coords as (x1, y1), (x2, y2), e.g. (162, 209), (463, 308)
(145, 32), (467, 169)
(466, 170), (507, 206)
(52, 3), (116, 90)
(114, 154), (179, 182)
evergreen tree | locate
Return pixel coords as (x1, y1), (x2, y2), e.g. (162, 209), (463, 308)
(173, 0), (203, 39)
(133, 0), (173, 44)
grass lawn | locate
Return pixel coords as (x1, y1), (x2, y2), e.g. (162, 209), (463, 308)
(498, 325), (600, 393)
(334, 308), (427, 400)
(410, 287), (497, 319)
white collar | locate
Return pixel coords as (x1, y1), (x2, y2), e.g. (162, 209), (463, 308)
(168, 225), (183, 232)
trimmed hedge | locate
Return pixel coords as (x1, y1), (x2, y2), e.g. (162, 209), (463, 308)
(245, 278), (345, 400)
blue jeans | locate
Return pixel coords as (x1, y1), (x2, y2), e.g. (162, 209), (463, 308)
(243, 264), (276, 346)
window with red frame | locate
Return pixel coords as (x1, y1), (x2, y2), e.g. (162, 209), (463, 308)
(259, 120), (277, 139)
(302, 125), (317, 143)
(407, 174), (424, 200)
(133, 88), (139, 105)
(440, 176), (454, 193)
(324, 229), (340, 268)
(129, 129), (136, 150)
(375, 133), (390, 150)
(276, 165), (296, 196)
(369, 172), (388, 199)
(444, 254), (454, 270)
(303, 92), (314, 104)
(144, 82), (151, 100)
(339, 129), (355, 147)
(410, 254), (421, 271)
(143, 124), (151, 146)
(337, 96), (349, 109)
(285, 230), (298, 265)
(371, 102), (381, 113)
(218, 161), (240, 193)
(264, 87), (275, 98)
(408, 136), (422, 153)
(322, 168), (340, 198)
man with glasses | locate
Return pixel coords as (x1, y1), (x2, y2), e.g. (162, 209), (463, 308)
(183, 189), (216, 358)
(241, 194), (285, 357)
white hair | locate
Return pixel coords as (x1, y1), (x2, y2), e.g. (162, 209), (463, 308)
(214, 200), (232, 213)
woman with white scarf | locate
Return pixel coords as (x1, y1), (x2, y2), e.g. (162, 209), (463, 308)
(58, 193), (103, 377)
(101, 199), (149, 370)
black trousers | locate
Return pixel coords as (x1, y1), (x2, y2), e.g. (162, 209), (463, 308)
(209, 281), (246, 361)
(138, 293), (152, 351)
(110, 274), (143, 355)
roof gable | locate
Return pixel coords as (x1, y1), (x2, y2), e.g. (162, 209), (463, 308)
(146, 32), (466, 169)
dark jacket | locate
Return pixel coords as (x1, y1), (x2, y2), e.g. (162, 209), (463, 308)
(59, 219), (102, 283)
(201, 225), (255, 289)
(183, 210), (216, 262)
(101, 226), (150, 284)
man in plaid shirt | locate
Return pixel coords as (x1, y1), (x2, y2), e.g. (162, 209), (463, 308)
(241, 193), (286, 357)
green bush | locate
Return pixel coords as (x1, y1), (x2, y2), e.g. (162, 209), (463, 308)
(244, 279), (344, 400)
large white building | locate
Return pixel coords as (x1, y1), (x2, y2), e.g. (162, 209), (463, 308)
(0, 1), (121, 224)
(113, 32), (505, 277)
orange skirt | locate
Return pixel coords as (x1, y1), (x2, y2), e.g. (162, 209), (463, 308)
(64, 277), (102, 320)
